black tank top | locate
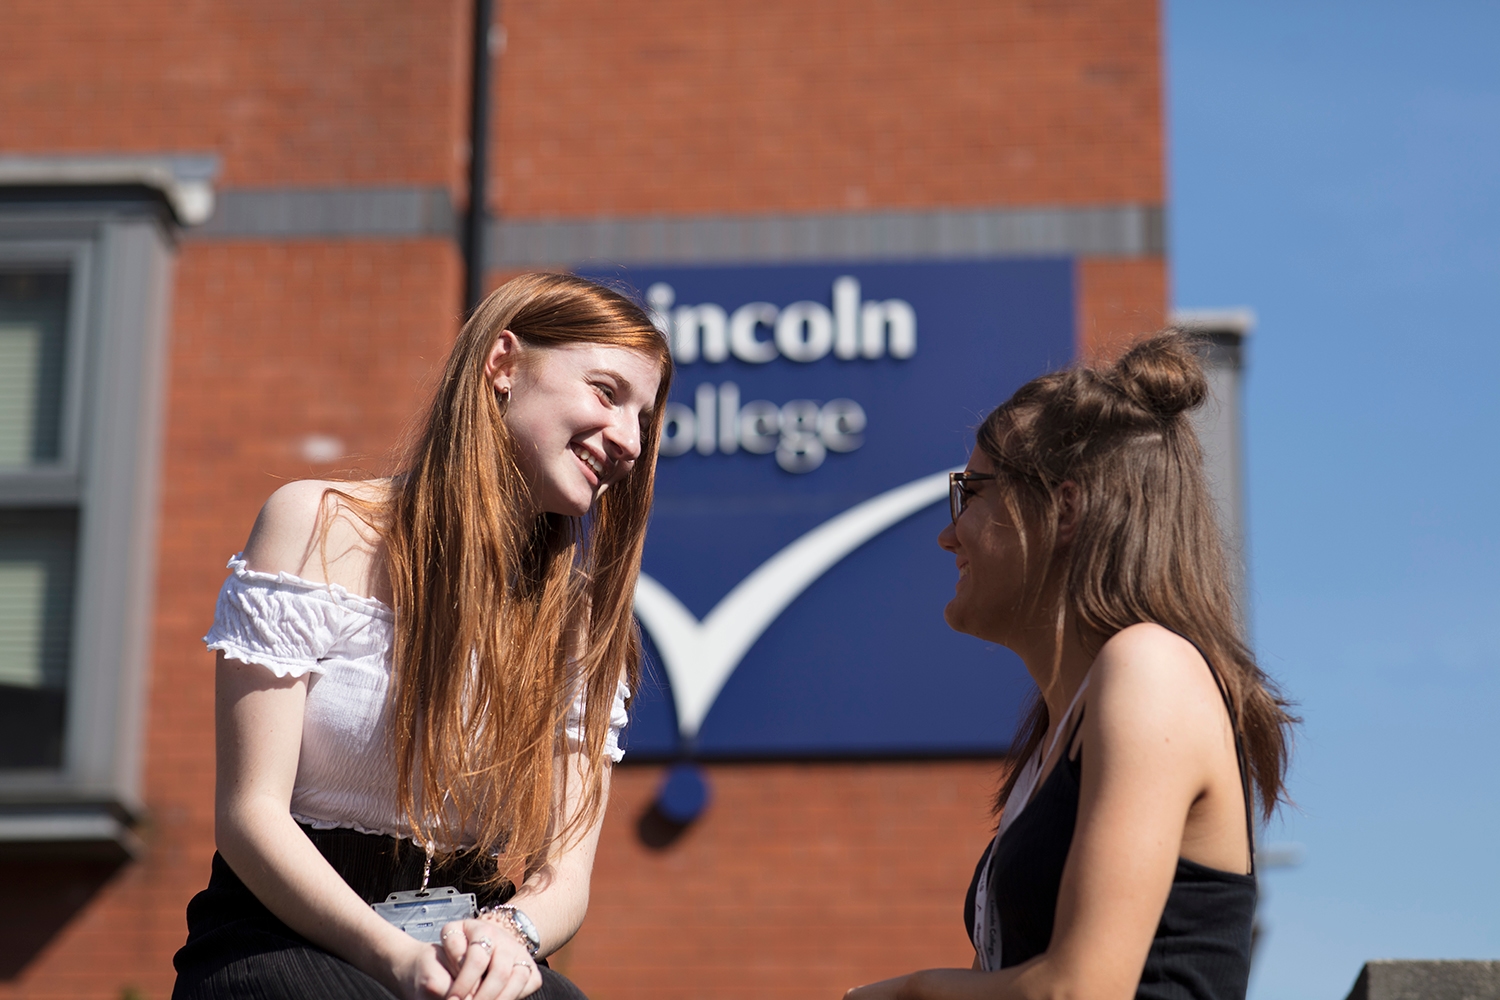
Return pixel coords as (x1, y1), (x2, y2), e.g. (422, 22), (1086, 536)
(963, 653), (1258, 1000)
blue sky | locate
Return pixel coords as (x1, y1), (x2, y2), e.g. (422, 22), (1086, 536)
(1166, 3), (1500, 997)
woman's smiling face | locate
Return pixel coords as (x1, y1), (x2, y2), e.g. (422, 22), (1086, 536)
(488, 333), (662, 517)
(937, 450), (1032, 645)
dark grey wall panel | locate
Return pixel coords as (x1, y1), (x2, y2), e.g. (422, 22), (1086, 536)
(488, 204), (1164, 266)
(190, 192), (1163, 260)
(192, 187), (458, 240)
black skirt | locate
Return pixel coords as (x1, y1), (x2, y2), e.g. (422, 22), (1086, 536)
(172, 825), (589, 1000)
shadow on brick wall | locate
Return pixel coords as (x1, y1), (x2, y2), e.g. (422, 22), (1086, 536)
(0, 851), (129, 979)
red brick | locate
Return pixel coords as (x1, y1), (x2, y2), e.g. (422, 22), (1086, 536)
(1078, 257), (1170, 359)
(495, 0), (1163, 217)
(0, 0), (471, 192)
(553, 761), (1012, 1000)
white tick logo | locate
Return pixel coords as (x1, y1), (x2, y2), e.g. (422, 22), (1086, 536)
(633, 468), (959, 741)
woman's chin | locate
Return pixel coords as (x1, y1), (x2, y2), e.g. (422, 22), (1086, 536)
(944, 600), (1007, 645)
(535, 488), (593, 519)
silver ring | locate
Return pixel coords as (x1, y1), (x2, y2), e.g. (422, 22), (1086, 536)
(441, 927), (463, 940)
(472, 938), (494, 952)
(513, 961), (532, 969)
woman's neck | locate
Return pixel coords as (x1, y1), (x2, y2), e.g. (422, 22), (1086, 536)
(1011, 611), (1100, 735)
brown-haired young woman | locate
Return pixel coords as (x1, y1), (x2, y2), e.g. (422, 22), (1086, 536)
(846, 333), (1295, 1000)
(172, 273), (672, 1000)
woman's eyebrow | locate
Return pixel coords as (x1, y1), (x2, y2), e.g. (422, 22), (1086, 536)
(588, 367), (631, 392)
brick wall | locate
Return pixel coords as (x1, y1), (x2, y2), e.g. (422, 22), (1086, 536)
(494, 0), (1162, 217)
(556, 761), (1007, 1000)
(489, 0), (1166, 353)
(0, 0), (471, 191)
(1078, 258), (1170, 359)
(0, 1), (1163, 995)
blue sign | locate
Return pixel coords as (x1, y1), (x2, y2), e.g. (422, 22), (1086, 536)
(578, 259), (1075, 758)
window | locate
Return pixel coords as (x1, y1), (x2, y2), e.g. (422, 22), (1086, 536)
(0, 174), (184, 857)
(1, 268), (79, 769)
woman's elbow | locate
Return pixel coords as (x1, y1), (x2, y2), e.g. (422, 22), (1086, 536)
(213, 794), (285, 863)
(213, 802), (255, 866)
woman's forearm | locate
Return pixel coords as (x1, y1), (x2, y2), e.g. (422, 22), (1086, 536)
(216, 796), (425, 989)
(849, 968), (1005, 1000)
(496, 754), (610, 956)
(849, 958), (1075, 1000)
(503, 853), (594, 956)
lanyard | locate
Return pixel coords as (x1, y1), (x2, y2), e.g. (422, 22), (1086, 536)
(972, 674), (1091, 971)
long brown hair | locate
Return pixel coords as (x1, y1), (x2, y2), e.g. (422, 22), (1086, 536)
(984, 332), (1295, 820)
(380, 272), (671, 873)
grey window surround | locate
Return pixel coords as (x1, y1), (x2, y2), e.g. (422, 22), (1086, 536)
(0, 154), (218, 227)
(0, 200), (175, 859)
(1173, 308), (1254, 608)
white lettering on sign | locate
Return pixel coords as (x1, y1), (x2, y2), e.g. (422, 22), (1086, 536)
(729, 302), (778, 363)
(644, 277), (901, 474)
(659, 383), (866, 474)
(665, 302), (728, 364)
(645, 277), (916, 365)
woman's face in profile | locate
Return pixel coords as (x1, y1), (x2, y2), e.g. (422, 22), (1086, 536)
(937, 450), (1030, 645)
(498, 340), (662, 517)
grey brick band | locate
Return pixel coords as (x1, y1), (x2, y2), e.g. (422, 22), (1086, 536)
(189, 187), (1162, 262)
(189, 187), (459, 241)
(489, 203), (1164, 265)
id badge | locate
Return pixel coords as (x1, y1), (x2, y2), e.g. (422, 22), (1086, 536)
(372, 886), (477, 943)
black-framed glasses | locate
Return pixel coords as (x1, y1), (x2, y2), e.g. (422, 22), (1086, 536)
(949, 471), (997, 524)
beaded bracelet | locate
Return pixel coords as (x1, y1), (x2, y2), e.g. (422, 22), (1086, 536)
(478, 903), (541, 957)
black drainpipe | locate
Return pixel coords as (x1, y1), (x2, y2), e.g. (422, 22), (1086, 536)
(464, 0), (496, 314)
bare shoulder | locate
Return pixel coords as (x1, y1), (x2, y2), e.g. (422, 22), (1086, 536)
(1088, 623), (1230, 748)
(241, 479), (389, 589)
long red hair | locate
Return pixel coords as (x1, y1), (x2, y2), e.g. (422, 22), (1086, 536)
(380, 273), (671, 873)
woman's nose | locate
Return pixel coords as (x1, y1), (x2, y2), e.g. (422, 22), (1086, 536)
(603, 410), (642, 462)
(937, 521), (958, 552)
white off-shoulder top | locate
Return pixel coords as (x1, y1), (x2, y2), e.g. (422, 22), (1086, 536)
(204, 555), (629, 846)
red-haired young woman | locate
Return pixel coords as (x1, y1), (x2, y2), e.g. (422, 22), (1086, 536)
(173, 274), (672, 1000)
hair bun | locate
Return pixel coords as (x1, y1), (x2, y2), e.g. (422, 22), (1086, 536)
(1109, 332), (1209, 419)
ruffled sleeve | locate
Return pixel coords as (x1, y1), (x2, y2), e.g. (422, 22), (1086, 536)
(204, 554), (378, 678)
(563, 672), (631, 763)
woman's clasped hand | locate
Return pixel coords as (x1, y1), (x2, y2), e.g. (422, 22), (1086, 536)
(430, 919), (541, 1000)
